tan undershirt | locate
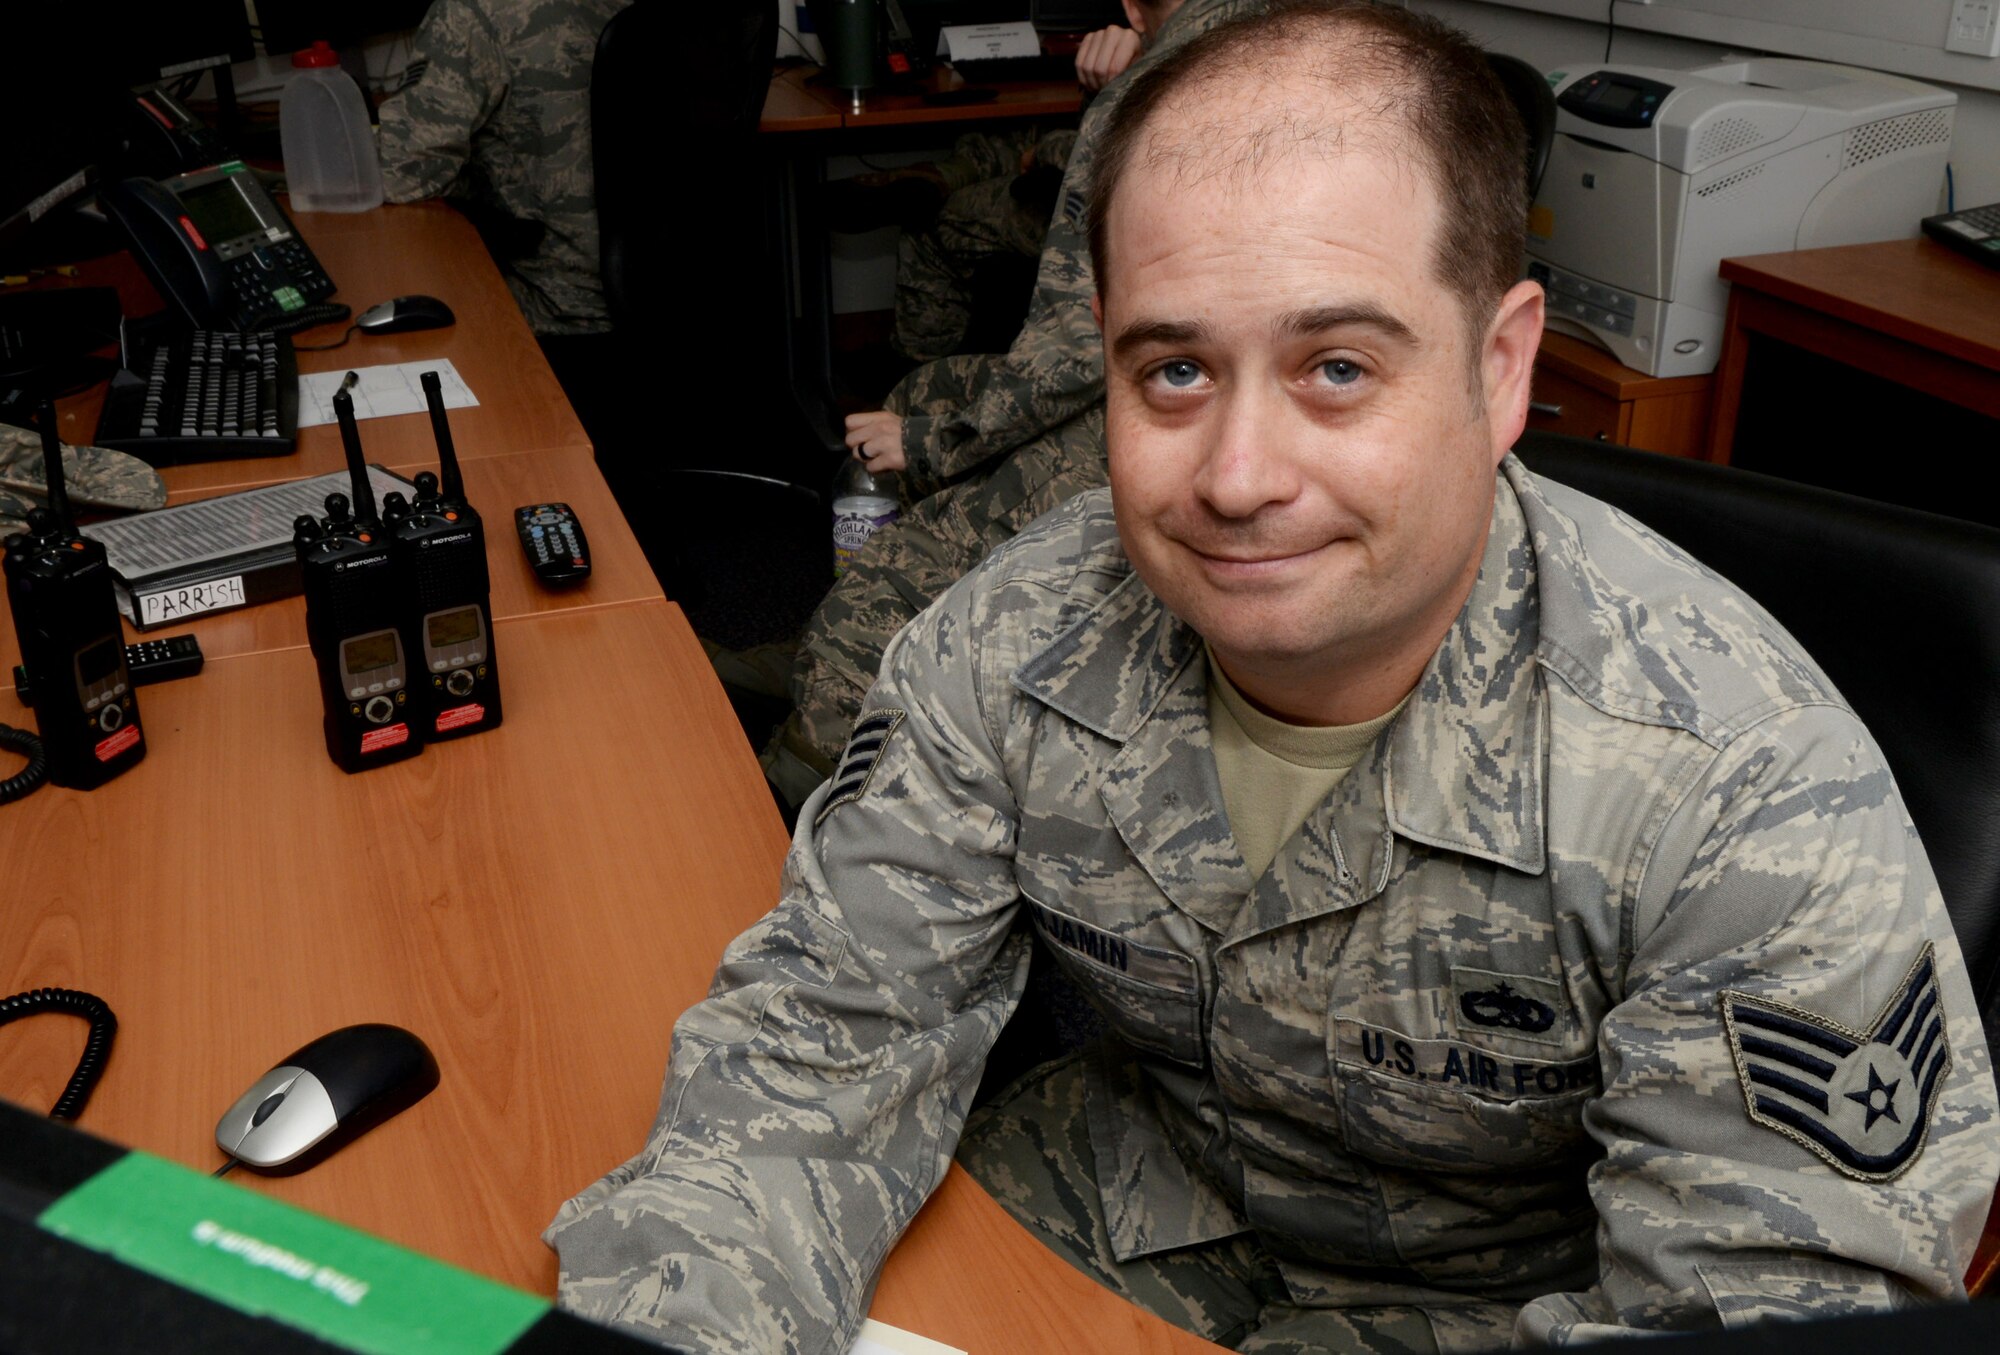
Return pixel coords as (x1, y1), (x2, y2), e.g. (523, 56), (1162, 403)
(1205, 646), (1407, 881)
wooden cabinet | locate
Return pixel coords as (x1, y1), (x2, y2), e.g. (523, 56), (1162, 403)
(1528, 331), (1712, 459)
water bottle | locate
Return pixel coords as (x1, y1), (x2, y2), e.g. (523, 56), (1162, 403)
(831, 458), (899, 578)
(279, 41), (384, 213)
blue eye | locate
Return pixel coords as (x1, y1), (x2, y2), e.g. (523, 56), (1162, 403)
(1321, 359), (1361, 386)
(1158, 360), (1202, 388)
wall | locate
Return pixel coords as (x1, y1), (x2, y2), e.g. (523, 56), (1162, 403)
(1411, 0), (2000, 206)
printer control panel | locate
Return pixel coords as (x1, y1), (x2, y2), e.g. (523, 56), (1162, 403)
(1559, 71), (1675, 129)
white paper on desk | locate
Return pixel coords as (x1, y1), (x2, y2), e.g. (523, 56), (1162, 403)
(938, 21), (1038, 60)
(849, 1318), (965, 1355)
(296, 360), (479, 427)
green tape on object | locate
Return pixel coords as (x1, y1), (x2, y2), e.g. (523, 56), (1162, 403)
(38, 1153), (548, 1355)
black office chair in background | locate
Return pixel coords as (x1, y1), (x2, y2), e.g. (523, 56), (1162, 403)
(1485, 50), (1557, 203)
(595, 0), (836, 648)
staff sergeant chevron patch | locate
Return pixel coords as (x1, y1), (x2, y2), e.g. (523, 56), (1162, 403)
(1720, 944), (1952, 1182)
(814, 709), (906, 827)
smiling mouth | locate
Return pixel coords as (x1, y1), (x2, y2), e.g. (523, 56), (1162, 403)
(1186, 541), (1330, 572)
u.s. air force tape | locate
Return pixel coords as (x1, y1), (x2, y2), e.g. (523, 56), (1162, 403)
(1720, 943), (1950, 1182)
(814, 709), (906, 827)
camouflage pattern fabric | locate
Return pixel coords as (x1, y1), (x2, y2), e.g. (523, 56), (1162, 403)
(0, 423), (167, 536)
(765, 0), (1262, 788)
(547, 461), (1998, 1353)
(892, 128), (1080, 364)
(376, 0), (631, 335)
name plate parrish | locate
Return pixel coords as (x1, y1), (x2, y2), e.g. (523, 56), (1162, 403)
(139, 575), (247, 626)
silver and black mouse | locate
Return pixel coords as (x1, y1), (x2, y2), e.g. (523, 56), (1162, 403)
(355, 294), (456, 334)
(214, 1023), (439, 1171)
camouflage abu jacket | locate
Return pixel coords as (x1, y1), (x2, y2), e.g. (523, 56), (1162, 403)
(548, 460), (1997, 1353)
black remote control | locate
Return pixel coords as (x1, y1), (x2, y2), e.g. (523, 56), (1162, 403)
(514, 503), (591, 586)
(14, 634), (204, 707)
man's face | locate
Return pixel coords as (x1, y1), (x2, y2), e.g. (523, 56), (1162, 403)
(1097, 92), (1536, 721)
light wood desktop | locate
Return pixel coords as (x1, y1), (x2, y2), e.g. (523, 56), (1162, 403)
(2, 198), (1220, 1352)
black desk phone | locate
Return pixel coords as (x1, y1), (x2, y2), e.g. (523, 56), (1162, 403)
(98, 162), (340, 334)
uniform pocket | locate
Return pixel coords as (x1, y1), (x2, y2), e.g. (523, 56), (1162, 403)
(1336, 1060), (1594, 1174)
(1025, 895), (1205, 1068)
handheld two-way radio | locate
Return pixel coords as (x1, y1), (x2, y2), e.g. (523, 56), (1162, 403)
(292, 387), (423, 772)
(381, 371), (501, 740)
(1, 404), (146, 788)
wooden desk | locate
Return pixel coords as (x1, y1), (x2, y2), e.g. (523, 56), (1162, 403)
(761, 63), (1084, 133)
(1529, 331), (1712, 459)
(47, 202), (590, 500)
(1707, 238), (2000, 463)
(76, 445), (663, 665)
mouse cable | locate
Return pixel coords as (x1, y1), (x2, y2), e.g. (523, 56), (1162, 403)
(213, 1158), (239, 1178)
(0, 722), (49, 804)
(0, 988), (117, 1120)
(259, 302), (352, 338)
(293, 323), (359, 352)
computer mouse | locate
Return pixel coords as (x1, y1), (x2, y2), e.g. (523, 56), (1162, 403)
(355, 295), (456, 334)
(214, 1023), (439, 1171)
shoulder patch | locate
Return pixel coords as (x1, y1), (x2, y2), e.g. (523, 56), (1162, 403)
(813, 709), (906, 827)
(1720, 944), (1950, 1182)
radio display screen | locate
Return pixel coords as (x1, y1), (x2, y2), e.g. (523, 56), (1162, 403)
(342, 631), (399, 676)
(76, 637), (121, 686)
(427, 607), (481, 648)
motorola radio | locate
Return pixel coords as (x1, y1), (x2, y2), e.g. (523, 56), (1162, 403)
(381, 370), (501, 740)
(2, 403), (146, 788)
(293, 387), (423, 772)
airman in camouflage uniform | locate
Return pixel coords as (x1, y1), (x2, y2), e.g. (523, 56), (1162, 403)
(552, 6), (1997, 1352)
(0, 423), (166, 536)
(763, 0), (1260, 802)
(375, 0), (631, 335)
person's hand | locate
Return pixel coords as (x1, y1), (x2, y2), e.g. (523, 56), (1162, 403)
(1020, 145), (1038, 175)
(1075, 25), (1142, 92)
(844, 410), (907, 474)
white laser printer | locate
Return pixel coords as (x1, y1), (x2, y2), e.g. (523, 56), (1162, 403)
(1526, 59), (1954, 378)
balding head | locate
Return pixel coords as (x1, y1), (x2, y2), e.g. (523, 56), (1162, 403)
(1087, 0), (1528, 337)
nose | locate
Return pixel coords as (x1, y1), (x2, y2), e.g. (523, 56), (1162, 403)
(1191, 383), (1302, 520)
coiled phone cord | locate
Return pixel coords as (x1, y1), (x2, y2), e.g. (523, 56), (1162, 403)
(0, 988), (117, 1120)
(0, 722), (49, 804)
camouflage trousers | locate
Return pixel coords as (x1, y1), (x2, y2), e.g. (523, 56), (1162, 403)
(759, 408), (1110, 806)
(893, 174), (1053, 364)
(957, 1052), (1524, 1354)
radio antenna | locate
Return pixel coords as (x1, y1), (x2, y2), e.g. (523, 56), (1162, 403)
(36, 401), (73, 531)
(332, 383), (377, 526)
(419, 371), (463, 503)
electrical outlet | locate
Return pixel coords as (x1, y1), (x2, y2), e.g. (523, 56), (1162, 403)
(1946, 0), (2000, 58)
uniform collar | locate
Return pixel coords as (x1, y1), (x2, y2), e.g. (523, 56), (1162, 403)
(1012, 464), (1550, 905)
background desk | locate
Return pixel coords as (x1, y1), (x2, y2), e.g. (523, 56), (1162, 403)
(1, 199), (1219, 1353)
(1707, 237), (2000, 465)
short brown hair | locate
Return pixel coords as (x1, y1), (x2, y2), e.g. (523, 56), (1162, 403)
(1087, 0), (1528, 331)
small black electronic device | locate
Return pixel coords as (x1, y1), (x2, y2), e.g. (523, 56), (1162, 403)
(14, 634), (203, 706)
(97, 161), (343, 334)
(213, 1023), (439, 1172)
(293, 388), (423, 772)
(1922, 201), (2000, 271)
(381, 371), (502, 741)
(0, 405), (146, 790)
(355, 294), (457, 335)
(514, 501), (591, 586)
(122, 87), (233, 179)
(93, 319), (299, 465)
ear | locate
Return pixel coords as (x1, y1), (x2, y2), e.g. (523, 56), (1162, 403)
(1091, 291), (1105, 332)
(1481, 279), (1545, 467)
(1120, 0), (1151, 36)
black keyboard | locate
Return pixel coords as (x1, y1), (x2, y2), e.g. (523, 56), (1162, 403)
(1922, 202), (2000, 270)
(94, 326), (298, 467)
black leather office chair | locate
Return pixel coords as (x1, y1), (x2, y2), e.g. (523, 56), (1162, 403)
(1485, 51), (1557, 203)
(1513, 434), (2000, 1065)
(594, 0), (837, 641)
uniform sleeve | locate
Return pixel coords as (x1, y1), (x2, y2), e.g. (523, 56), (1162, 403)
(890, 117), (1105, 486)
(376, 1), (509, 203)
(543, 577), (1032, 1355)
(1519, 703), (1999, 1345)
